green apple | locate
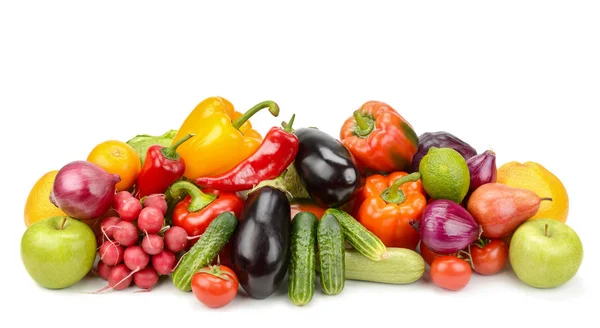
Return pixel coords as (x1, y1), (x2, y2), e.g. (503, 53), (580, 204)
(509, 218), (583, 288)
(21, 216), (97, 289)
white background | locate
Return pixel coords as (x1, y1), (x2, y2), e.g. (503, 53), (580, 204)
(1, 1), (599, 327)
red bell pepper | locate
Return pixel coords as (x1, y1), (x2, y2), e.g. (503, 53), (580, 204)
(134, 133), (195, 199)
(194, 115), (299, 192)
(169, 181), (244, 238)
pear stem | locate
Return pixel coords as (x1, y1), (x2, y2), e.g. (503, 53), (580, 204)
(540, 197), (553, 202)
(544, 223), (549, 237)
(58, 217), (68, 230)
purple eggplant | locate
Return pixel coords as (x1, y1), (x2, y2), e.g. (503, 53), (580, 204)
(410, 131), (477, 172)
(466, 150), (497, 192)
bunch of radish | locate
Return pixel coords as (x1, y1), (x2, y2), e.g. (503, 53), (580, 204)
(94, 191), (195, 293)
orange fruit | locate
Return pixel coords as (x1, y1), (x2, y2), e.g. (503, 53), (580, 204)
(87, 140), (141, 191)
(24, 170), (67, 227)
(497, 161), (569, 223)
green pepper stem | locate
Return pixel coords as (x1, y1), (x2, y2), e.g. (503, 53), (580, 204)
(380, 172), (421, 204)
(283, 114), (296, 133)
(168, 181), (216, 212)
(162, 133), (195, 160)
(353, 110), (375, 137)
(232, 100), (280, 130)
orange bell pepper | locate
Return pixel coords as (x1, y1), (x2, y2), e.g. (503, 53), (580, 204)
(354, 172), (427, 250)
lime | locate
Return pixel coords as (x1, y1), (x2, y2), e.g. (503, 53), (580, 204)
(419, 147), (470, 203)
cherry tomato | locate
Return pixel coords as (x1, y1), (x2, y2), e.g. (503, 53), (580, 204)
(470, 239), (508, 275)
(191, 265), (239, 308)
(419, 241), (457, 266)
(430, 256), (472, 291)
(290, 198), (326, 220)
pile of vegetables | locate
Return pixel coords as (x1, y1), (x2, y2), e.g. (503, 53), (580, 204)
(20, 96), (583, 308)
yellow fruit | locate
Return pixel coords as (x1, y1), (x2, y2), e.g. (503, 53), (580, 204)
(497, 161), (569, 223)
(24, 170), (67, 227)
(87, 140), (141, 191)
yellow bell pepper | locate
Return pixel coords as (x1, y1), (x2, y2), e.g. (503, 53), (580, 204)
(172, 97), (279, 180)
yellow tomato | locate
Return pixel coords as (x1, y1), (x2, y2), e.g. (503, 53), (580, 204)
(24, 170), (67, 227)
(497, 161), (569, 223)
(87, 140), (141, 191)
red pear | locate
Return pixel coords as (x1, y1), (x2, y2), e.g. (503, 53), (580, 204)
(466, 183), (552, 238)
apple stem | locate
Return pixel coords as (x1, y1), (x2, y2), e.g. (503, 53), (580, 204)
(58, 217), (68, 230)
(540, 197), (553, 202)
(544, 223), (549, 237)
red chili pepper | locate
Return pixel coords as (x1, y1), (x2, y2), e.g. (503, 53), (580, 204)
(194, 114), (300, 192)
(134, 133), (195, 199)
(171, 181), (244, 239)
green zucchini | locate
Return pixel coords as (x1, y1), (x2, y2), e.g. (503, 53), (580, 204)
(171, 212), (238, 291)
(288, 212), (318, 306)
(344, 247), (425, 284)
(317, 213), (345, 295)
(324, 208), (387, 261)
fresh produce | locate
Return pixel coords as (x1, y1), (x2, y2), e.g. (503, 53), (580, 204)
(339, 100), (419, 173)
(172, 97), (279, 180)
(133, 133), (195, 199)
(113, 221), (139, 247)
(133, 267), (160, 291)
(466, 150), (497, 192)
(142, 193), (168, 215)
(317, 213), (345, 295)
(50, 161), (120, 220)
(87, 140), (141, 191)
(430, 256), (472, 291)
(163, 226), (193, 253)
(170, 180), (244, 238)
(195, 115), (299, 192)
(325, 208), (387, 261)
(126, 129), (178, 165)
(415, 199), (480, 254)
(470, 238), (508, 275)
(293, 127), (363, 208)
(353, 172), (426, 249)
(24, 170), (67, 227)
(191, 264), (239, 308)
(497, 161), (569, 223)
(172, 211), (238, 292)
(467, 183), (552, 238)
(288, 212), (318, 306)
(137, 207), (164, 234)
(509, 218), (583, 288)
(97, 264), (133, 292)
(419, 147), (471, 204)
(410, 131), (477, 173)
(113, 191), (142, 221)
(141, 233), (164, 255)
(21, 216), (97, 289)
(99, 241), (124, 266)
(344, 248), (424, 284)
(97, 261), (112, 280)
(231, 186), (291, 299)
(152, 249), (177, 275)
(419, 241), (456, 266)
(290, 198), (326, 220)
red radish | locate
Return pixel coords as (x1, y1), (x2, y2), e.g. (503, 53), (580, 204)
(124, 246), (150, 272)
(133, 267), (159, 291)
(113, 221), (139, 247)
(94, 264), (132, 293)
(116, 197), (142, 221)
(97, 261), (112, 280)
(100, 216), (121, 239)
(141, 233), (164, 255)
(138, 207), (164, 234)
(164, 226), (189, 253)
(114, 190), (134, 205)
(152, 250), (177, 275)
(99, 241), (124, 266)
(143, 194), (168, 215)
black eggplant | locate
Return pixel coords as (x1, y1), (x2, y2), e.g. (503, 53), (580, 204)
(293, 128), (363, 208)
(231, 186), (291, 299)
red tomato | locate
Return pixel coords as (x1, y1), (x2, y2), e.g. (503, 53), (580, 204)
(191, 265), (239, 308)
(430, 256), (472, 291)
(419, 241), (457, 266)
(470, 239), (508, 275)
(290, 198), (326, 220)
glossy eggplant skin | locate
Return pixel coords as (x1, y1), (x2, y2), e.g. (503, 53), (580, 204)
(231, 186), (291, 299)
(293, 128), (363, 208)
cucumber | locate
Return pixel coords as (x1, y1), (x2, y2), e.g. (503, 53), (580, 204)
(317, 213), (345, 295)
(324, 208), (387, 261)
(288, 212), (318, 306)
(172, 212), (238, 291)
(345, 247), (425, 284)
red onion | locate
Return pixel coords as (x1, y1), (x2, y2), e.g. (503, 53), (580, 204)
(415, 199), (480, 254)
(466, 150), (497, 192)
(50, 161), (121, 220)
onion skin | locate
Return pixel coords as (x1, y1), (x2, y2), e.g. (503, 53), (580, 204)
(51, 161), (121, 220)
(466, 150), (497, 192)
(418, 199), (480, 254)
(410, 131), (477, 173)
